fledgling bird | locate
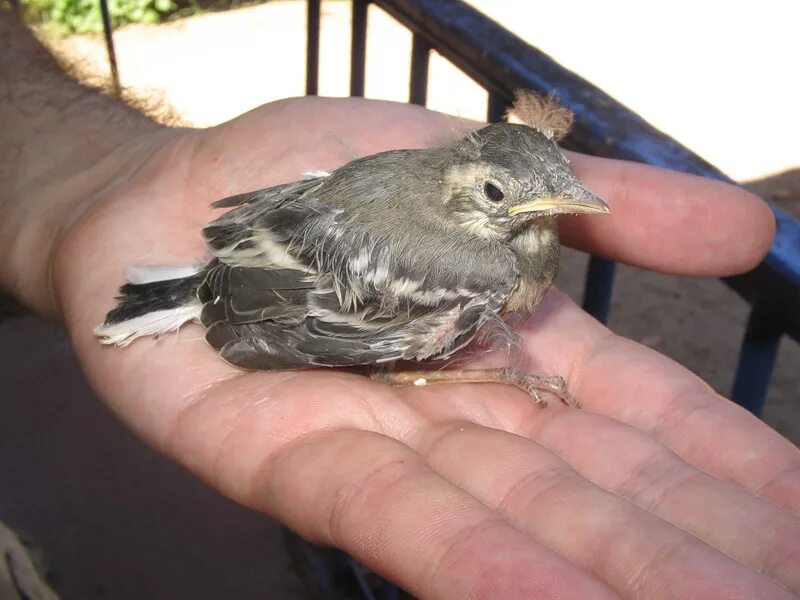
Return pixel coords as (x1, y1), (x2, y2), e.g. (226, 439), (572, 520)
(95, 91), (609, 406)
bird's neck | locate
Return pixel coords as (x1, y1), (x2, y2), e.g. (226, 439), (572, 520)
(504, 219), (560, 316)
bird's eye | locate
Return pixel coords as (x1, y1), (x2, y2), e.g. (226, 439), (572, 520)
(483, 182), (505, 203)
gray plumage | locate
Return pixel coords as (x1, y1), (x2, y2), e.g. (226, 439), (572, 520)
(96, 121), (608, 375)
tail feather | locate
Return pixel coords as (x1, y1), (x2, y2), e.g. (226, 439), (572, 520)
(124, 264), (203, 285)
(95, 271), (205, 346)
(95, 303), (202, 346)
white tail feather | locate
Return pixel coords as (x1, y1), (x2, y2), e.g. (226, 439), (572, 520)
(94, 302), (202, 347)
(125, 264), (202, 285)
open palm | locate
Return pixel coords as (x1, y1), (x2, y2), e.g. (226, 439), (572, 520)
(53, 97), (800, 598)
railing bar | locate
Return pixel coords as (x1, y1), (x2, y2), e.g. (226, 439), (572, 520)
(306, 0), (321, 95)
(98, 0), (121, 97)
(380, 582), (400, 600)
(581, 256), (616, 324)
(347, 557), (378, 600)
(408, 33), (430, 106)
(730, 301), (784, 415)
(486, 91), (509, 123)
(350, 0), (368, 97)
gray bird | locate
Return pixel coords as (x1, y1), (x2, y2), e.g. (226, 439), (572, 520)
(96, 94), (609, 405)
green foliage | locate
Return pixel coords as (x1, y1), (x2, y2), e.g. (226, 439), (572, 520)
(23, 0), (177, 33)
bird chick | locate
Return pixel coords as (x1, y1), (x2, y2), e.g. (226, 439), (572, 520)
(96, 92), (609, 406)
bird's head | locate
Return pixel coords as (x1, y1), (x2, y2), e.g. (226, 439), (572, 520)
(441, 108), (609, 241)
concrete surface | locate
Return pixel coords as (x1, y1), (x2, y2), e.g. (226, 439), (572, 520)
(44, 0), (800, 180)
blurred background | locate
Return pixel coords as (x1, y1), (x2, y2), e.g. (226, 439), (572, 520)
(2, 0), (798, 597)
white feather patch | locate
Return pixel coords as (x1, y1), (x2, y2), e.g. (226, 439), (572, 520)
(94, 302), (202, 347)
(213, 229), (312, 271)
(125, 264), (202, 284)
(388, 278), (421, 296)
(350, 248), (371, 273)
(302, 170), (331, 179)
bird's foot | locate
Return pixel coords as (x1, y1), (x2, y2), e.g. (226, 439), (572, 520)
(370, 368), (578, 408)
(506, 372), (577, 408)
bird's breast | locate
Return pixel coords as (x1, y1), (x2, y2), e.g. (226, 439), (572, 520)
(503, 221), (560, 317)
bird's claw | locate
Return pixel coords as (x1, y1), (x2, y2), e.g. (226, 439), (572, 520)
(508, 373), (579, 408)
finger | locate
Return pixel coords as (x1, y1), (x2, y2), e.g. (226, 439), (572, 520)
(517, 290), (800, 515)
(562, 152), (775, 276)
(249, 428), (619, 600)
(195, 97), (468, 198)
(521, 407), (800, 593)
(414, 421), (795, 600)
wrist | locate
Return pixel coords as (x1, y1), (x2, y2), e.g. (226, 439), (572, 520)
(0, 13), (169, 316)
(0, 126), (172, 317)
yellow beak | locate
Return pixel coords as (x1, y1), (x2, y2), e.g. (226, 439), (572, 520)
(508, 188), (610, 217)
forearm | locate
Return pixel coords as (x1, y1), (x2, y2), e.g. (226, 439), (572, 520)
(0, 12), (163, 315)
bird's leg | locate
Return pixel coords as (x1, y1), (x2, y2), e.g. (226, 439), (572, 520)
(370, 368), (578, 408)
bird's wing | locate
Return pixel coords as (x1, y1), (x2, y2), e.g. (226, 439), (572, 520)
(198, 252), (509, 369)
(203, 175), (328, 270)
(199, 177), (326, 327)
(203, 287), (510, 370)
(198, 177), (518, 369)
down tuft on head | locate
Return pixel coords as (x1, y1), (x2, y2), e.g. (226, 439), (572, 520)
(507, 90), (573, 141)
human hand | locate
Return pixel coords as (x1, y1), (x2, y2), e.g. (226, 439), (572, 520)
(13, 95), (788, 599)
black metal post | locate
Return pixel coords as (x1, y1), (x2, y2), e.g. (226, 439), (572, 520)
(409, 33), (430, 106)
(582, 256), (615, 324)
(348, 557), (378, 600)
(486, 91), (509, 122)
(99, 0), (121, 96)
(350, 0), (368, 96)
(306, 0), (321, 95)
(731, 301), (783, 415)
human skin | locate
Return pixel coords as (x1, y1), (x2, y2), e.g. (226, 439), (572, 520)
(2, 13), (799, 599)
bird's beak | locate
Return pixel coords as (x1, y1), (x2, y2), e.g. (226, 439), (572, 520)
(508, 184), (610, 217)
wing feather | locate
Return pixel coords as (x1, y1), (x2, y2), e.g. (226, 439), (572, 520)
(198, 174), (519, 370)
